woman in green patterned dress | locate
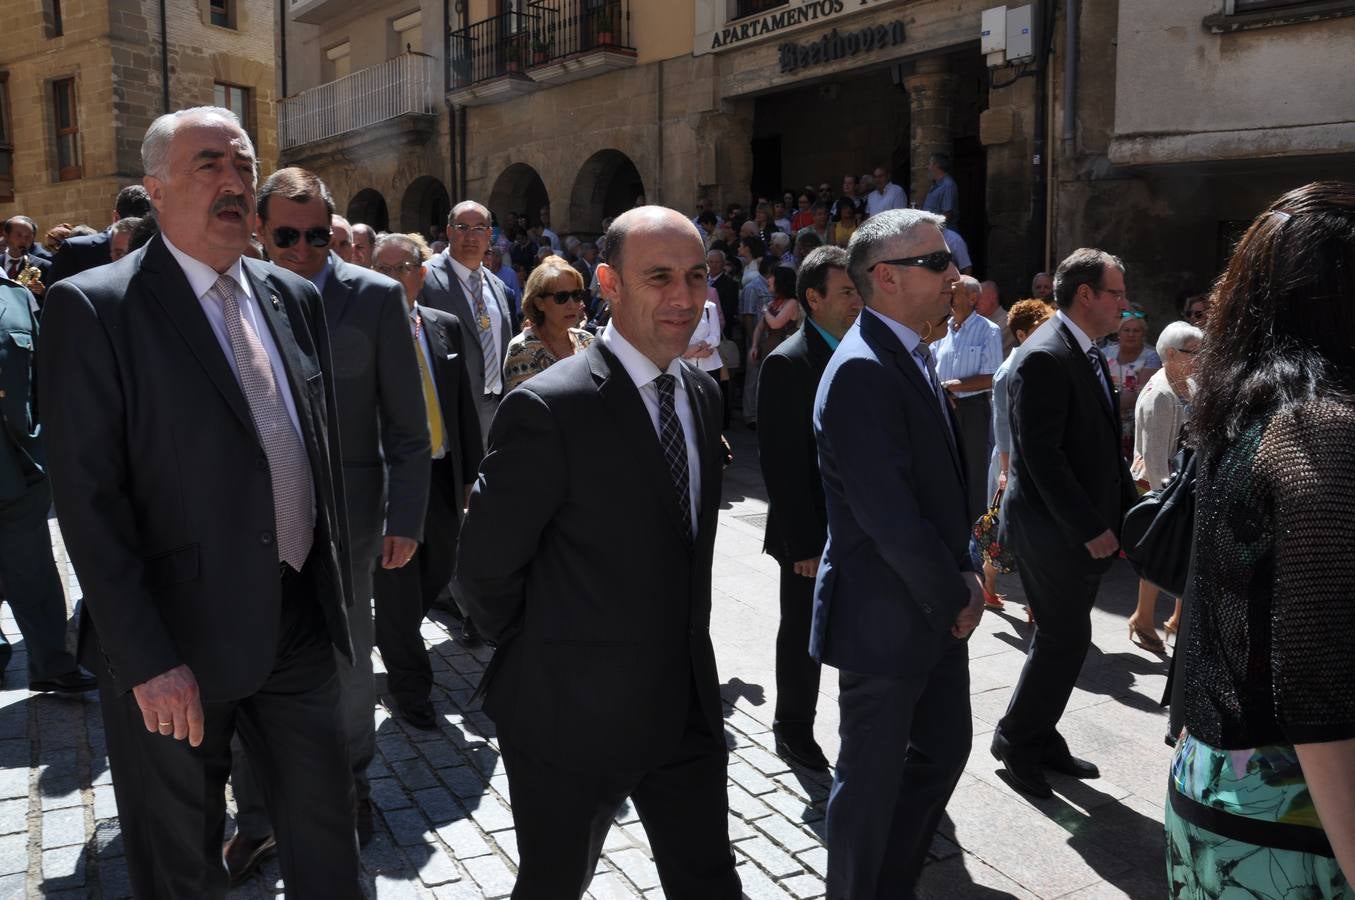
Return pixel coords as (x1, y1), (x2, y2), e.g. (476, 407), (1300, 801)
(1168, 182), (1355, 897)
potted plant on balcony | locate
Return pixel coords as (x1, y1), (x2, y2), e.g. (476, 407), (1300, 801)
(505, 38), (522, 74)
(595, 7), (616, 47)
(531, 34), (552, 66)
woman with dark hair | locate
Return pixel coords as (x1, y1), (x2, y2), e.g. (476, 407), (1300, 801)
(501, 255), (594, 392)
(1166, 182), (1355, 894)
(748, 266), (802, 365)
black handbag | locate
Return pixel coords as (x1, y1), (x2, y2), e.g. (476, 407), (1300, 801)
(1121, 446), (1196, 596)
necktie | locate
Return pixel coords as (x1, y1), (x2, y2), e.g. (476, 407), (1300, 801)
(1087, 346), (1113, 408)
(209, 275), (314, 571)
(654, 374), (694, 541)
(914, 343), (959, 452)
(466, 267), (502, 395)
(412, 313), (446, 458)
(6, 259), (19, 280)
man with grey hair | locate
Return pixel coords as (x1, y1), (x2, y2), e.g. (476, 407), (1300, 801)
(329, 214), (354, 263)
(978, 279), (1014, 356)
(350, 221), (376, 267)
(813, 209), (982, 898)
(769, 232), (794, 268)
(933, 273), (1003, 522)
(38, 106), (361, 897)
(1031, 270), (1054, 302)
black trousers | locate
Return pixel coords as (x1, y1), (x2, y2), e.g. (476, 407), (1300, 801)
(500, 679), (741, 900)
(952, 394), (993, 524)
(99, 559), (361, 900)
(0, 479), (81, 680)
(993, 536), (1103, 764)
(773, 562), (821, 729)
(825, 641), (971, 900)
(374, 455), (461, 709)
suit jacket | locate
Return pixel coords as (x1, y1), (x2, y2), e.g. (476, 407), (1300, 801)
(319, 254), (430, 558)
(757, 320), (832, 565)
(455, 340), (726, 772)
(0, 278), (42, 502)
(416, 303), (484, 491)
(1002, 318), (1136, 569)
(419, 254), (514, 397)
(48, 230), (111, 283)
(36, 234), (354, 700)
(710, 273), (740, 337)
(810, 311), (973, 677)
(4, 253), (51, 294)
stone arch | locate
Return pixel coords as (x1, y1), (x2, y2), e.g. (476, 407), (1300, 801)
(568, 150), (645, 235)
(400, 176), (451, 241)
(487, 163), (550, 231)
(346, 188), (390, 232)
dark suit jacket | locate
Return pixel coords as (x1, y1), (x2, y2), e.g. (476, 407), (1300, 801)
(455, 340), (726, 772)
(319, 254), (430, 559)
(419, 254), (514, 396)
(4, 254), (51, 295)
(810, 311), (974, 678)
(416, 304), (483, 490)
(710, 273), (740, 338)
(36, 234), (354, 701)
(48, 230), (111, 283)
(0, 279), (42, 503)
(757, 320), (832, 565)
(1002, 318), (1136, 569)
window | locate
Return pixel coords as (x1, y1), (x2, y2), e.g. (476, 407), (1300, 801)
(393, 10), (423, 55)
(214, 83), (250, 140)
(1206, 0), (1355, 31)
(731, 0), (787, 20)
(52, 78), (81, 182)
(209, 0), (234, 28)
(0, 74), (12, 201)
(48, 0), (63, 37)
(325, 42), (352, 81)
(1232, 0), (1318, 8)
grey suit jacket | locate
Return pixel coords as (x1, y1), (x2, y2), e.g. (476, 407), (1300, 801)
(319, 253), (431, 558)
(419, 253), (515, 397)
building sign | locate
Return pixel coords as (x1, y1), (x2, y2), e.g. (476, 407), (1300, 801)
(778, 20), (905, 73)
(703, 0), (896, 53)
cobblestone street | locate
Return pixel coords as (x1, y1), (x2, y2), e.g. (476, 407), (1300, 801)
(0, 430), (1173, 899)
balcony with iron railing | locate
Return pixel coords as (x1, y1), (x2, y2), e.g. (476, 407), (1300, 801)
(731, 0), (788, 19)
(448, 0), (635, 106)
(278, 52), (441, 155)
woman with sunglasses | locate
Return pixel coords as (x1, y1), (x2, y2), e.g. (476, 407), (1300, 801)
(1105, 305), (1162, 459)
(502, 255), (595, 393)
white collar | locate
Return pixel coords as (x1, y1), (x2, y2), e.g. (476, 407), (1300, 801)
(599, 322), (686, 390)
(864, 306), (923, 356)
(446, 254), (483, 285)
(1055, 309), (1095, 354)
(161, 233), (249, 302)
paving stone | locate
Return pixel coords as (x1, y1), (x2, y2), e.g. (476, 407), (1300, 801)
(734, 835), (802, 879)
(411, 844), (462, 887)
(383, 807), (432, 847)
(0, 873), (23, 900)
(438, 766), (487, 801)
(760, 788), (823, 823)
(432, 882), (490, 900)
(737, 746), (791, 777)
(727, 814), (756, 841)
(95, 855), (133, 899)
(727, 762), (777, 796)
(781, 872), (826, 899)
(914, 854), (1040, 900)
(614, 799), (639, 825)
(467, 793), (515, 833)
(752, 814), (820, 854)
(390, 757), (439, 793)
(0, 766), (27, 801)
(734, 861), (794, 899)
(41, 844), (85, 885)
(417, 741), (465, 770)
(434, 817), (491, 860)
(726, 784), (774, 821)
(462, 854), (516, 898)
(42, 805), (86, 849)
(412, 786), (461, 825)
(492, 829), (519, 866)
(92, 783), (118, 821)
(370, 776), (414, 811)
(602, 825), (632, 853)
(377, 735), (419, 763)
(91, 819), (122, 859)
(0, 833), (26, 876)
(795, 847), (828, 879)
(372, 872), (427, 898)
(607, 848), (660, 891)
(586, 870), (641, 899)
(0, 801), (24, 836)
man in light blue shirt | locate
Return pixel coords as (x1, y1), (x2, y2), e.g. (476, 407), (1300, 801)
(933, 274), (1002, 522)
(922, 153), (960, 225)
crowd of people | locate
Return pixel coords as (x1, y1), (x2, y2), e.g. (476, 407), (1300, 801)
(0, 102), (1350, 900)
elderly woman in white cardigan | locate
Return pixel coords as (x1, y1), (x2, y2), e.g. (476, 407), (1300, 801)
(1126, 320), (1203, 651)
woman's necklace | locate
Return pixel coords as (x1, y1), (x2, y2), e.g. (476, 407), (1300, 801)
(540, 327), (572, 360)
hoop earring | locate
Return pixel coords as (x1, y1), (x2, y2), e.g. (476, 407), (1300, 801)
(920, 321), (933, 342)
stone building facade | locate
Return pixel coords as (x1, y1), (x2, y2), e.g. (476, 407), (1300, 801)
(0, 0), (278, 231)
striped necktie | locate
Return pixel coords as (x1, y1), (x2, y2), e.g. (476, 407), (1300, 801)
(467, 267), (502, 395)
(655, 374), (694, 541)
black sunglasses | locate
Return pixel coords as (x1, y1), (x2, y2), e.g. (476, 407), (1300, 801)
(868, 250), (953, 273)
(550, 290), (590, 305)
(271, 226), (332, 249)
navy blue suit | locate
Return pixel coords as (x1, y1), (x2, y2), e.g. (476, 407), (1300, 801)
(812, 309), (974, 899)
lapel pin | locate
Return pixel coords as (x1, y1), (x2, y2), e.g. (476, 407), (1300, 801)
(270, 293), (281, 310)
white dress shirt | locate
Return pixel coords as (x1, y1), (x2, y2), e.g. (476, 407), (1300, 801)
(161, 233), (303, 438)
(866, 182), (909, 216)
(446, 254), (505, 395)
(600, 322), (701, 537)
(686, 299), (725, 374)
(540, 227), (562, 254)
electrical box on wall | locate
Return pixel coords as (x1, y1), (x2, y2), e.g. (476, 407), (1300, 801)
(1006, 5), (1035, 62)
(981, 6), (1008, 56)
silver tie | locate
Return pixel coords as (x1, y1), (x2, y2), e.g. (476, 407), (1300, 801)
(210, 275), (314, 570)
(467, 267), (502, 395)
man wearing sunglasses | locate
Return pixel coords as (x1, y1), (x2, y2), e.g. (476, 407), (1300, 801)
(232, 167), (431, 872)
(992, 248), (1136, 800)
(812, 209), (983, 899)
(421, 201), (516, 451)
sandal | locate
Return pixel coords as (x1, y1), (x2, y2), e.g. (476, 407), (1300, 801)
(1128, 622), (1166, 653)
(1163, 618), (1179, 637)
(983, 590), (1006, 611)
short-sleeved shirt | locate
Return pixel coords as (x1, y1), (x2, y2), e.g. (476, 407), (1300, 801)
(739, 274), (771, 319)
(943, 228), (972, 272)
(923, 174), (959, 216)
(932, 312), (1002, 399)
(865, 182), (908, 217)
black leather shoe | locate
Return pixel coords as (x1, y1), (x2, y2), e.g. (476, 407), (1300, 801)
(459, 617), (482, 647)
(991, 744), (1053, 799)
(29, 668), (97, 695)
(223, 832), (276, 883)
(356, 799), (374, 847)
(399, 700), (438, 731)
(1042, 753), (1100, 779)
(773, 727), (830, 772)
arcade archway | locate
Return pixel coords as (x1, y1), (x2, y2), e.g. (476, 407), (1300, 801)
(346, 188), (390, 232)
(569, 150), (644, 235)
(400, 176), (451, 241)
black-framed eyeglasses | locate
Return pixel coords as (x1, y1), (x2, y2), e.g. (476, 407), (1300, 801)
(868, 250), (953, 274)
(271, 226), (332, 249)
(550, 289), (590, 305)
(373, 261), (421, 277)
(451, 223), (491, 236)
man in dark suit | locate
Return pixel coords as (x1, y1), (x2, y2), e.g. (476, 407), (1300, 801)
(37, 107), (360, 899)
(371, 233), (482, 730)
(0, 270), (96, 694)
(456, 207), (741, 900)
(47, 185), (153, 283)
(420, 201), (515, 450)
(2, 217), (51, 305)
(812, 209), (985, 899)
(226, 168), (430, 873)
(755, 245), (860, 772)
(991, 248), (1136, 798)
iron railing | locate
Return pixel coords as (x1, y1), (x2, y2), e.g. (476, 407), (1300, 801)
(278, 53), (440, 151)
(450, 1), (633, 89)
(733, 0), (788, 19)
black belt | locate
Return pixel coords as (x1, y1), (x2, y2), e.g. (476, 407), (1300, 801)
(1168, 780), (1335, 857)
